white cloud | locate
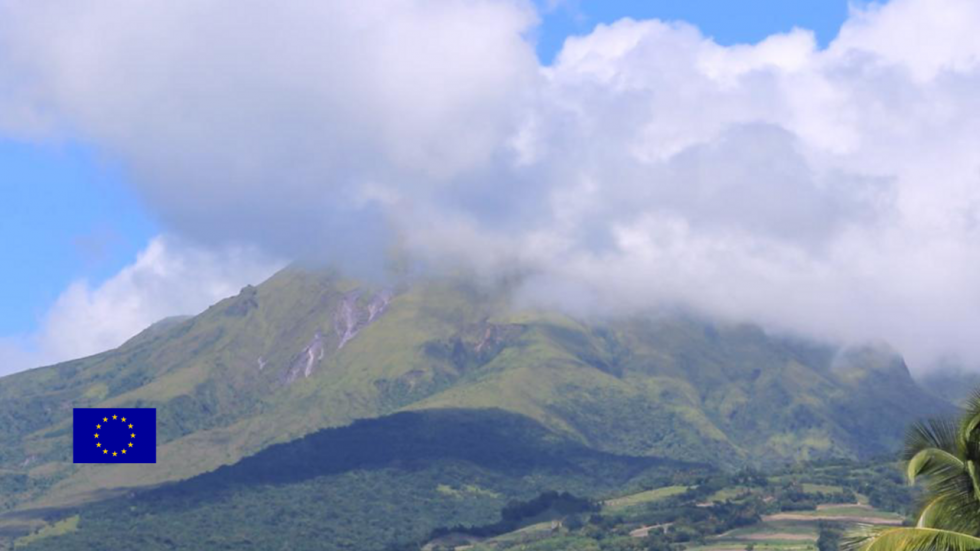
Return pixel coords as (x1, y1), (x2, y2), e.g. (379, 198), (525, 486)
(0, 237), (280, 376)
(2, 0), (980, 370)
(832, 0), (980, 81)
(408, 0), (980, 369)
(0, 0), (539, 270)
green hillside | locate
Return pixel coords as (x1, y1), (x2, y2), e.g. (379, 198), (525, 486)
(9, 409), (694, 551)
(5, 415), (914, 551)
(0, 268), (952, 538)
(433, 459), (915, 551)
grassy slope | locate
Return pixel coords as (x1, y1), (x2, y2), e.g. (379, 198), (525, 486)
(0, 269), (952, 520)
(13, 409), (692, 551)
(603, 485), (690, 510)
(416, 315), (950, 466)
(463, 460), (913, 551)
(0, 270), (495, 513)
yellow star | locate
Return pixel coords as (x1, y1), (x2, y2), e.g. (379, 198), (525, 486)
(96, 424), (101, 429)
(112, 452), (117, 457)
(103, 417), (108, 422)
(128, 443), (133, 447)
(94, 433), (99, 438)
(131, 433), (135, 438)
(122, 450), (126, 454)
(103, 449), (107, 454)
(96, 442), (101, 448)
(128, 424), (133, 429)
(122, 417), (126, 422)
(112, 415), (117, 420)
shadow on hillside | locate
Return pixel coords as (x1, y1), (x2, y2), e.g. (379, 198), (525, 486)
(153, 408), (692, 499)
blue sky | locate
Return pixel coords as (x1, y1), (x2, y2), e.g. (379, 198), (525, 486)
(0, 141), (157, 335)
(533, 0), (852, 63)
(0, 0), (858, 337)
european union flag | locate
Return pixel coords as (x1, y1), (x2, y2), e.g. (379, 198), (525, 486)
(73, 408), (156, 464)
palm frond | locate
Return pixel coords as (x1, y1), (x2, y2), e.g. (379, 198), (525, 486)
(964, 388), (980, 458)
(920, 497), (946, 528)
(908, 448), (965, 485)
(970, 461), (980, 502)
(859, 527), (980, 551)
(915, 493), (980, 535)
(906, 417), (961, 461)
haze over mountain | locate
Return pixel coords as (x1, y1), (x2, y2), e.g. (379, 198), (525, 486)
(3, 1), (980, 550)
(4, 0), (980, 374)
(0, 268), (952, 546)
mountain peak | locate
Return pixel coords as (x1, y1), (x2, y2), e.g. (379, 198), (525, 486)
(0, 268), (952, 518)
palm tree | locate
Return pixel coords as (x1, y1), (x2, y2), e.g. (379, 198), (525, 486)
(859, 391), (980, 550)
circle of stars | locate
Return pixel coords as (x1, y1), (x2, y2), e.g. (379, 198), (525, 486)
(95, 413), (135, 458)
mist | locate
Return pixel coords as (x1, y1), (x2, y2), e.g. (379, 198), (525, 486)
(3, 0), (980, 371)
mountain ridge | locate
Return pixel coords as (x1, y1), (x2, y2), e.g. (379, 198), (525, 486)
(0, 267), (953, 521)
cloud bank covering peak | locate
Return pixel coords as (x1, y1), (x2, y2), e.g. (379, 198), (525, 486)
(0, 237), (279, 375)
(2, 0), (980, 372)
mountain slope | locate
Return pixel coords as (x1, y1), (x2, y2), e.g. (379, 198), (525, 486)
(411, 315), (949, 464)
(12, 409), (692, 551)
(0, 268), (952, 519)
(919, 368), (980, 406)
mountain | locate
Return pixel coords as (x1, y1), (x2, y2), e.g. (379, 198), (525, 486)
(0, 268), (953, 546)
(8, 409), (694, 551)
(919, 368), (980, 406)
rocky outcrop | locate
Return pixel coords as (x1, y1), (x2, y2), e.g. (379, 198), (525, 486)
(334, 289), (392, 350)
(282, 332), (326, 384)
(280, 289), (393, 384)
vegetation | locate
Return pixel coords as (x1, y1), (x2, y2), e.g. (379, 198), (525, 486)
(818, 522), (845, 551)
(11, 409), (691, 551)
(603, 486), (690, 510)
(410, 460), (913, 551)
(0, 268), (958, 549)
(5, 414), (919, 551)
(429, 491), (599, 541)
(857, 390), (980, 551)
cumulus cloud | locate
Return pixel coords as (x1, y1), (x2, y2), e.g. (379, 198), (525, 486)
(0, 0), (539, 272)
(2, 0), (980, 370)
(0, 237), (280, 376)
(410, 0), (980, 369)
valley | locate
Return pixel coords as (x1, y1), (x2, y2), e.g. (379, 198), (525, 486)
(419, 460), (913, 551)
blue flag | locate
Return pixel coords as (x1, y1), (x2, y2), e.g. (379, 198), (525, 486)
(73, 408), (157, 464)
